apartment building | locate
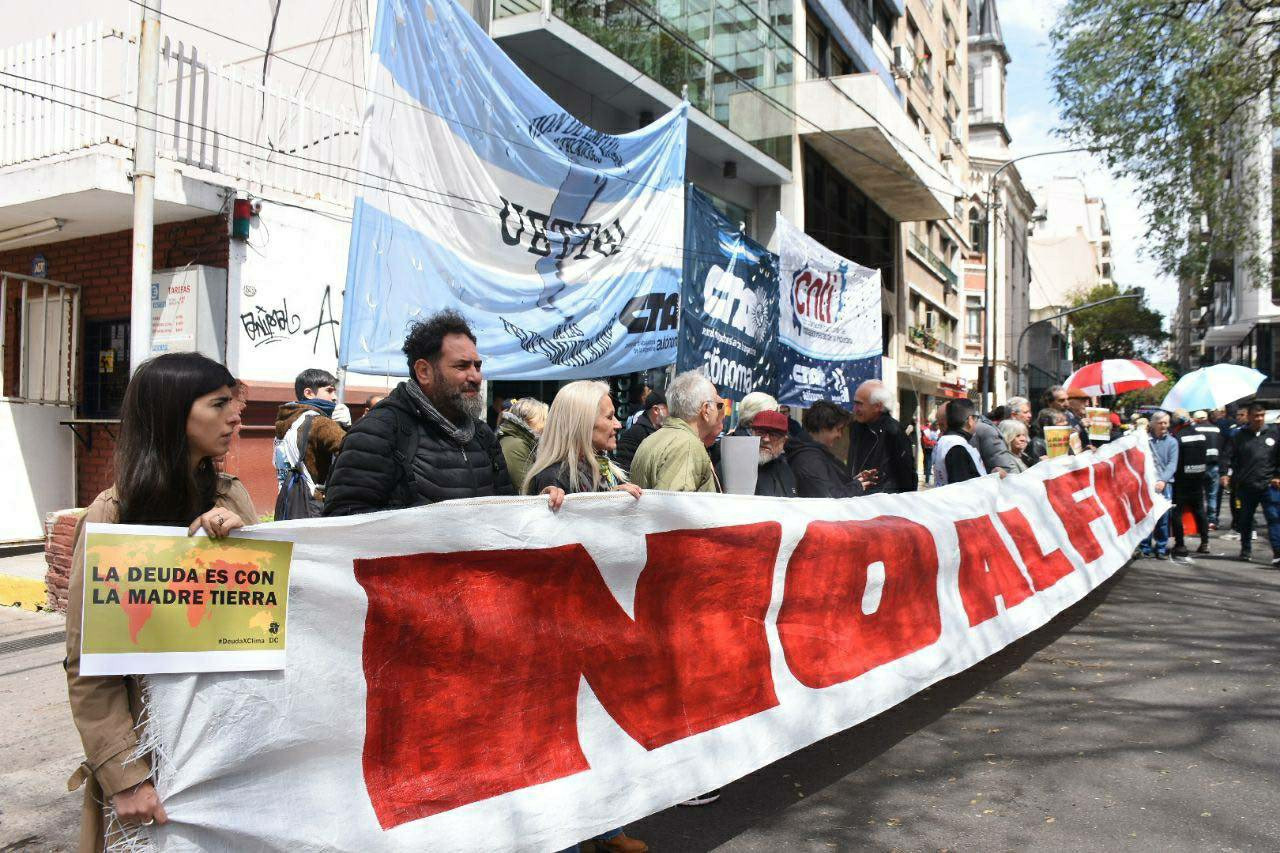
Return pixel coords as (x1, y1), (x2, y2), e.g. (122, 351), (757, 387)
(1178, 79), (1280, 399)
(0, 0), (964, 538)
(962, 0), (1033, 408)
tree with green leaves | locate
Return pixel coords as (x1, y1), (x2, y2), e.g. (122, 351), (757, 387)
(1051, 1), (1279, 282)
(1068, 283), (1169, 361)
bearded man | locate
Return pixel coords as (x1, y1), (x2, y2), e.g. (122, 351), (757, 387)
(324, 310), (563, 515)
(749, 410), (797, 497)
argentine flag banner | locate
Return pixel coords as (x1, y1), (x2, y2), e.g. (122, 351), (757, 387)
(340, 0), (688, 378)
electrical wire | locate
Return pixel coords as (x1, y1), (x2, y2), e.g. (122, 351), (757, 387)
(0, 71), (926, 271)
(124, 0), (961, 200)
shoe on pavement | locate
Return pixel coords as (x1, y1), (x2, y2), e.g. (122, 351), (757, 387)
(1239, 550), (1253, 562)
(1171, 546), (1190, 558)
(1155, 551), (1169, 560)
(1138, 547), (1154, 558)
(1196, 541), (1211, 554)
(679, 790), (722, 806)
(597, 833), (648, 853)
(1271, 557), (1280, 569)
(1209, 522), (1218, 531)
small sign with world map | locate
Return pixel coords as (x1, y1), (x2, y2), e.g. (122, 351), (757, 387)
(80, 525), (293, 676)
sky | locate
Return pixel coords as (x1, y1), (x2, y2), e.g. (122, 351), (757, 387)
(997, 0), (1179, 324)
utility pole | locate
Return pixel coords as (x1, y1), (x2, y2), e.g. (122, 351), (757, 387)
(980, 146), (1096, 411)
(129, 1), (162, 373)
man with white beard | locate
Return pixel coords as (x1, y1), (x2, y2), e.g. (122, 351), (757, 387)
(324, 310), (564, 515)
(748, 409), (797, 497)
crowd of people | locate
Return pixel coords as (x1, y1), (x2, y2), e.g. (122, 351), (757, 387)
(62, 307), (1278, 852)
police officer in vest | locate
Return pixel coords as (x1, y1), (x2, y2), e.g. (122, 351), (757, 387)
(1193, 410), (1223, 530)
(1171, 409), (1211, 557)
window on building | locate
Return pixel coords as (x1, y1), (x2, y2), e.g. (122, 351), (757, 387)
(969, 206), (985, 250)
(968, 62), (982, 111)
(81, 318), (130, 419)
(965, 295), (982, 342)
(803, 144), (897, 292)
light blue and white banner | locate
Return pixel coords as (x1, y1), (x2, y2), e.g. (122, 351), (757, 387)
(340, 0), (687, 378)
(775, 213), (882, 407)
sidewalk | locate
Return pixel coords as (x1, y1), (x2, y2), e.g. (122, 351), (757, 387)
(0, 606), (77, 851)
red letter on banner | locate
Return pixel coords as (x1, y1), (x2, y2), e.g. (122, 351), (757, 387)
(778, 516), (940, 689)
(997, 508), (1075, 591)
(1091, 454), (1152, 535)
(1121, 446), (1155, 514)
(354, 522), (781, 829)
(1044, 467), (1106, 563)
(955, 515), (1034, 626)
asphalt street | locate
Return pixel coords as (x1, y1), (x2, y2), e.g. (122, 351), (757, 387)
(1, 530), (1277, 852)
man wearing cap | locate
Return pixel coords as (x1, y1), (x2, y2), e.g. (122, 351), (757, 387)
(1170, 409), (1211, 557)
(1193, 410), (1223, 530)
(1065, 388), (1093, 450)
(748, 410), (797, 497)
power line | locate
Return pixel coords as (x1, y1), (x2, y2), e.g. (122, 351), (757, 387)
(700, 0), (963, 192)
(124, 0), (960, 201)
(0, 71), (911, 271)
(611, 0), (960, 199)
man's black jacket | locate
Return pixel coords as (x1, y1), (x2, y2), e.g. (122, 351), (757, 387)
(1223, 424), (1280, 493)
(323, 382), (513, 515)
(615, 411), (658, 471)
(847, 412), (917, 494)
(785, 427), (863, 498)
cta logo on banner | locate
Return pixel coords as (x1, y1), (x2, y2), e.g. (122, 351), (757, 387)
(340, 0), (687, 379)
(775, 214), (882, 406)
(678, 187), (778, 401)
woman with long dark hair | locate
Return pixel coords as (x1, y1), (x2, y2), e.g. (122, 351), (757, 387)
(65, 352), (255, 851)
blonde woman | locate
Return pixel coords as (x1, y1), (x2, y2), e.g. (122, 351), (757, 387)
(522, 380), (646, 853)
(524, 380), (642, 499)
(497, 397), (549, 488)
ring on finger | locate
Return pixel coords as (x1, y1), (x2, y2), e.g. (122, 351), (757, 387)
(142, 818), (155, 826)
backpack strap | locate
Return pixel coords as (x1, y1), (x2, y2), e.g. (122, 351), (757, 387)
(387, 406), (421, 508)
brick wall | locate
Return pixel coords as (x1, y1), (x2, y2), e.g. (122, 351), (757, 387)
(43, 508), (83, 612)
(0, 214), (229, 505)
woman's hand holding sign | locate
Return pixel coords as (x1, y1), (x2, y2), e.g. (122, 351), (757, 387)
(188, 508), (246, 539)
(112, 780), (167, 826)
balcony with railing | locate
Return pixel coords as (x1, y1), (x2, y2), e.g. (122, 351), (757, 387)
(0, 24), (361, 207)
(492, 0), (796, 176)
(909, 231), (958, 289)
(908, 324), (957, 362)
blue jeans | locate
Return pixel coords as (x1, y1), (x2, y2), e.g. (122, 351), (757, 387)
(1141, 484), (1173, 555)
(1235, 486), (1280, 554)
(1206, 463), (1221, 524)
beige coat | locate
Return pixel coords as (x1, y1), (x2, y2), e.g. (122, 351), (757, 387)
(65, 475), (256, 852)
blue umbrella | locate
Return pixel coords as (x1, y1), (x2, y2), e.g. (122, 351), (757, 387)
(1159, 364), (1267, 411)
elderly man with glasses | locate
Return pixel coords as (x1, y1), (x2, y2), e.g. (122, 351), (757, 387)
(630, 369), (726, 493)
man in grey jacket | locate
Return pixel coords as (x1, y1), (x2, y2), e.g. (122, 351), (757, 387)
(970, 411), (1019, 476)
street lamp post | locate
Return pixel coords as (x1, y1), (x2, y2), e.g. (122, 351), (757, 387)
(980, 147), (1096, 412)
(1014, 293), (1140, 398)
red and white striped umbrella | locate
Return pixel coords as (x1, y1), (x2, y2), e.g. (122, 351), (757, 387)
(1063, 359), (1166, 396)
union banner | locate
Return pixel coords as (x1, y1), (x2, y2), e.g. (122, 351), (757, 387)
(122, 433), (1163, 852)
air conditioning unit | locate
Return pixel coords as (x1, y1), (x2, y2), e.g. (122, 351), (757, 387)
(948, 120), (962, 144)
(892, 45), (914, 79)
(941, 141), (954, 160)
(946, 48), (957, 67)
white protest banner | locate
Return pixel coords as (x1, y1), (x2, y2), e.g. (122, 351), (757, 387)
(775, 213), (883, 406)
(125, 433), (1164, 853)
